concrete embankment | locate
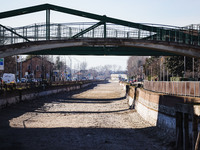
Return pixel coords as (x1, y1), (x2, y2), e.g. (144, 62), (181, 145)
(0, 82), (93, 109)
(120, 82), (200, 135)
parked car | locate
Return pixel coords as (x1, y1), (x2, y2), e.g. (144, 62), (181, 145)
(81, 77), (87, 80)
(16, 78), (20, 83)
(2, 73), (16, 84)
(27, 78), (37, 83)
(21, 78), (27, 83)
(32, 78), (37, 83)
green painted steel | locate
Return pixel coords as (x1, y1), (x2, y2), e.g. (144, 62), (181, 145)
(0, 4), (199, 46)
(0, 4), (155, 31)
(0, 4), (195, 34)
(0, 3), (200, 57)
(25, 46), (176, 56)
(104, 22), (106, 39)
(1, 22), (199, 47)
(71, 21), (104, 39)
(0, 24), (30, 42)
(46, 9), (50, 40)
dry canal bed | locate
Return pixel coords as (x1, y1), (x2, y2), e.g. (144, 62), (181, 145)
(0, 82), (174, 150)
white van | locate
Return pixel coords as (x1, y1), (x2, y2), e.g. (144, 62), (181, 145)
(2, 73), (16, 84)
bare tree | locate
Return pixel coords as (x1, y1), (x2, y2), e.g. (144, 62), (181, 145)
(127, 56), (148, 78)
(80, 61), (87, 70)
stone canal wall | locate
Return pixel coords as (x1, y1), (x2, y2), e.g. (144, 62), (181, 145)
(122, 83), (200, 135)
(0, 82), (94, 109)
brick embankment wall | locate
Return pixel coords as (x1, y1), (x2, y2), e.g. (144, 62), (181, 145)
(122, 82), (200, 135)
(0, 82), (94, 109)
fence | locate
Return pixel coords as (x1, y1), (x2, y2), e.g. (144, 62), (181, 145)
(143, 80), (200, 97)
(1, 22), (200, 47)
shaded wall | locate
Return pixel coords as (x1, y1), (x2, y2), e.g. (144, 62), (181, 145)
(124, 83), (200, 134)
(0, 83), (93, 109)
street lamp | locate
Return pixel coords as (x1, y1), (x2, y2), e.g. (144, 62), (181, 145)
(72, 57), (81, 81)
(68, 56), (72, 80)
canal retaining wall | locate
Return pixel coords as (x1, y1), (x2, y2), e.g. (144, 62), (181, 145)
(0, 82), (93, 109)
(122, 83), (200, 135)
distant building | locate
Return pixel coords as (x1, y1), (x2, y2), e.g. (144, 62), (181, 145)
(21, 56), (54, 80)
(111, 74), (127, 81)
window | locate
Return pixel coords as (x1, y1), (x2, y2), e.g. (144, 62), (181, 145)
(36, 65), (39, 71)
(28, 65), (31, 70)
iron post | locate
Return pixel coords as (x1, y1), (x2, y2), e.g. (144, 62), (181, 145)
(104, 22), (106, 39)
(46, 9), (50, 40)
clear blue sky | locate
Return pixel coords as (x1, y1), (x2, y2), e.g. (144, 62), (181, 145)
(1, 0), (199, 70)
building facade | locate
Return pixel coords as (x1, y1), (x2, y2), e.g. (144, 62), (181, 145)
(111, 74), (127, 81)
(21, 56), (54, 80)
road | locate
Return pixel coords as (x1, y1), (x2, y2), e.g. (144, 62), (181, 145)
(0, 82), (174, 150)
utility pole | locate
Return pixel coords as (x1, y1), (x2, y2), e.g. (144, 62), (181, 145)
(167, 69), (168, 81)
(193, 57), (195, 79)
(184, 56), (186, 78)
(16, 55), (18, 81)
(31, 55), (32, 78)
(65, 56), (67, 81)
(160, 58), (162, 81)
(72, 57), (81, 81)
(163, 57), (165, 81)
(68, 56), (72, 80)
(51, 55), (53, 81)
(20, 57), (22, 80)
(42, 55), (44, 80)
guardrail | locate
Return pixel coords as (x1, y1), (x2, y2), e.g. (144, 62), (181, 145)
(1, 22), (200, 47)
(143, 80), (200, 97)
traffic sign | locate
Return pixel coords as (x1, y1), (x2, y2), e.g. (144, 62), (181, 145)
(0, 58), (4, 70)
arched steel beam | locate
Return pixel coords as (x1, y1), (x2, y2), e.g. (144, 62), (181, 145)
(0, 4), (198, 45)
(0, 38), (199, 58)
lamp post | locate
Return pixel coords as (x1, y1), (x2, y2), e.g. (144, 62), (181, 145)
(184, 56), (186, 78)
(72, 57), (81, 81)
(68, 56), (72, 80)
(193, 57), (195, 79)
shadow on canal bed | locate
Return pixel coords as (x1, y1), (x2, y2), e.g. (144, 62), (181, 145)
(0, 104), (175, 150)
(0, 126), (175, 150)
(0, 82), (175, 150)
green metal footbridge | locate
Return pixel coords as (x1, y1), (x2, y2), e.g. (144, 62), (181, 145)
(0, 4), (200, 57)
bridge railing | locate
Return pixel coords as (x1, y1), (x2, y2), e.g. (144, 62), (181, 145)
(0, 22), (200, 47)
(143, 80), (200, 97)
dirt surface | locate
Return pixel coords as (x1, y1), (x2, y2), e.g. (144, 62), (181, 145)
(0, 82), (174, 150)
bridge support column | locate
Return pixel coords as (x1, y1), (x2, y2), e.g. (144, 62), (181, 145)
(46, 9), (50, 40)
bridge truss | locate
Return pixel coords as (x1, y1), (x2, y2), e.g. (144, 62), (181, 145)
(0, 4), (200, 57)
